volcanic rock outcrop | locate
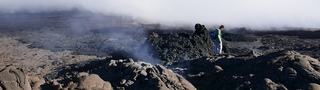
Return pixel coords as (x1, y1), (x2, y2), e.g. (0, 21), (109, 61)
(102, 59), (196, 90)
(42, 59), (195, 90)
(147, 24), (215, 65)
(0, 66), (32, 90)
(71, 73), (113, 90)
(183, 50), (320, 90)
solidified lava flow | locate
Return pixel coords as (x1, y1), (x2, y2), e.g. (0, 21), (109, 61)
(0, 11), (320, 90)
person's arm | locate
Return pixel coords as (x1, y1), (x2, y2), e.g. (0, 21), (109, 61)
(218, 30), (222, 42)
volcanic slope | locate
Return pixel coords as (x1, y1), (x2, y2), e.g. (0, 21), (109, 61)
(1, 11), (320, 90)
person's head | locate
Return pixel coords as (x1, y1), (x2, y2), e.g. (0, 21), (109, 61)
(219, 25), (224, 30)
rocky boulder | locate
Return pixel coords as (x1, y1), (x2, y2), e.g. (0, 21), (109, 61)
(0, 66), (32, 90)
(103, 59), (196, 90)
(40, 73), (113, 90)
(69, 73), (113, 90)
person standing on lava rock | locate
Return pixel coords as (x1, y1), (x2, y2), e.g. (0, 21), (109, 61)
(211, 25), (224, 55)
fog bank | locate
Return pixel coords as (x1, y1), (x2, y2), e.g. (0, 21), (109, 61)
(1, 0), (320, 29)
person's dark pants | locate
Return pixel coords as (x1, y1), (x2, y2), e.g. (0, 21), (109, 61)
(214, 40), (222, 54)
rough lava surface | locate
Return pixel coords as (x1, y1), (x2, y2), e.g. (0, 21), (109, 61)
(146, 23), (215, 65)
(1, 11), (320, 90)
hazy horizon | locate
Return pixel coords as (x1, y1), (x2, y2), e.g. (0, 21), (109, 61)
(1, 0), (319, 29)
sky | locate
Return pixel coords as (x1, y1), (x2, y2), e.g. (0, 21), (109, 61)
(0, 0), (319, 29)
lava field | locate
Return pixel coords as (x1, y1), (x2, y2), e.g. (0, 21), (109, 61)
(0, 11), (320, 90)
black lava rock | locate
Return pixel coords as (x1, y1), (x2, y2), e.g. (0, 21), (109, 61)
(146, 23), (215, 65)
